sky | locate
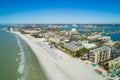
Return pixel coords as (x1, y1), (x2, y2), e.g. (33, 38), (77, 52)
(0, 0), (120, 24)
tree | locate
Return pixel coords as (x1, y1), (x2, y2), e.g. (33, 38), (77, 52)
(114, 42), (120, 50)
(75, 48), (90, 57)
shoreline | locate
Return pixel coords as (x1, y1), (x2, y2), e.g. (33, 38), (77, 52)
(13, 32), (51, 80)
(13, 31), (106, 80)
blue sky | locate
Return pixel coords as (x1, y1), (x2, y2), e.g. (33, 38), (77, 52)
(0, 0), (120, 24)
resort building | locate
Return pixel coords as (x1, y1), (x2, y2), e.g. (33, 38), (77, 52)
(23, 30), (40, 34)
(89, 46), (111, 63)
(104, 40), (116, 47)
(71, 28), (77, 32)
(98, 36), (111, 41)
(109, 57), (120, 72)
(72, 24), (77, 27)
(63, 41), (83, 52)
(87, 34), (102, 40)
(81, 41), (97, 49)
(64, 39), (70, 43)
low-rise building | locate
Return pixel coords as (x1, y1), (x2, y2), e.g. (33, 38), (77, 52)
(23, 30), (40, 34)
(87, 34), (102, 40)
(49, 37), (60, 44)
(104, 40), (116, 47)
(44, 31), (55, 38)
(89, 46), (111, 63)
(98, 36), (111, 41)
(82, 41), (97, 49)
(7, 27), (18, 31)
(71, 28), (77, 32)
(63, 41), (83, 52)
(64, 39), (70, 43)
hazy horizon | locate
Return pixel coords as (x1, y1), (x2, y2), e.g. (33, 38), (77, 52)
(0, 0), (120, 24)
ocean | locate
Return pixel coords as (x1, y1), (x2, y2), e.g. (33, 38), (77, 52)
(0, 29), (47, 80)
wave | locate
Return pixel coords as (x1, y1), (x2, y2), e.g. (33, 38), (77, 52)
(16, 58), (18, 62)
(18, 66), (29, 80)
(16, 35), (25, 74)
(15, 35), (28, 80)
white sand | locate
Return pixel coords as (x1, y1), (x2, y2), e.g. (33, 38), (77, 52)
(14, 32), (105, 80)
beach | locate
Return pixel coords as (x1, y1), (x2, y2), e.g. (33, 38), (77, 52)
(14, 32), (105, 80)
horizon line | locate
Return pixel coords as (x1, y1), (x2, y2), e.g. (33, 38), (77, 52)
(0, 23), (120, 25)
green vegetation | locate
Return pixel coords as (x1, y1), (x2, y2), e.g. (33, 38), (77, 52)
(102, 63), (110, 71)
(114, 41), (120, 50)
(59, 47), (90, 57)
(106, 78), (113, 80)
(50, 42), (75, 57)
(32, 33), (43, 38)
(112, 41), (120, 59)
(94, 69), (102, 75)
(62, 46), (74, 56)
(46, 27), (59, 32)
(20, 30), (29, 34)
(80, 37), (88, 41)
(57, 45), (90, 57)
(51, 42), (58, 48)
(118, 71), (120, 77)
(75, 48), (90, 57)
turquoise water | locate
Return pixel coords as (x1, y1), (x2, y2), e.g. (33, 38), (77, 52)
(0, 30), (47, 80)
(91, 63), (98, 67)
(110, 71), (118, 75)
(102, 26), (120, 41)
(103, 33), (120, 41)
(59, 26), (120, 41)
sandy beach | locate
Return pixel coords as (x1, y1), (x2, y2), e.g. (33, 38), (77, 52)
(14, 32), (105, 80)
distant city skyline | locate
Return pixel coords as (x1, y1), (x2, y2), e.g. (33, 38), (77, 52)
(0, 0), (120, 24)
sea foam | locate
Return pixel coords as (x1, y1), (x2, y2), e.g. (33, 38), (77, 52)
(16, 35), (25, 74)
(15, 35), (28, 80)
